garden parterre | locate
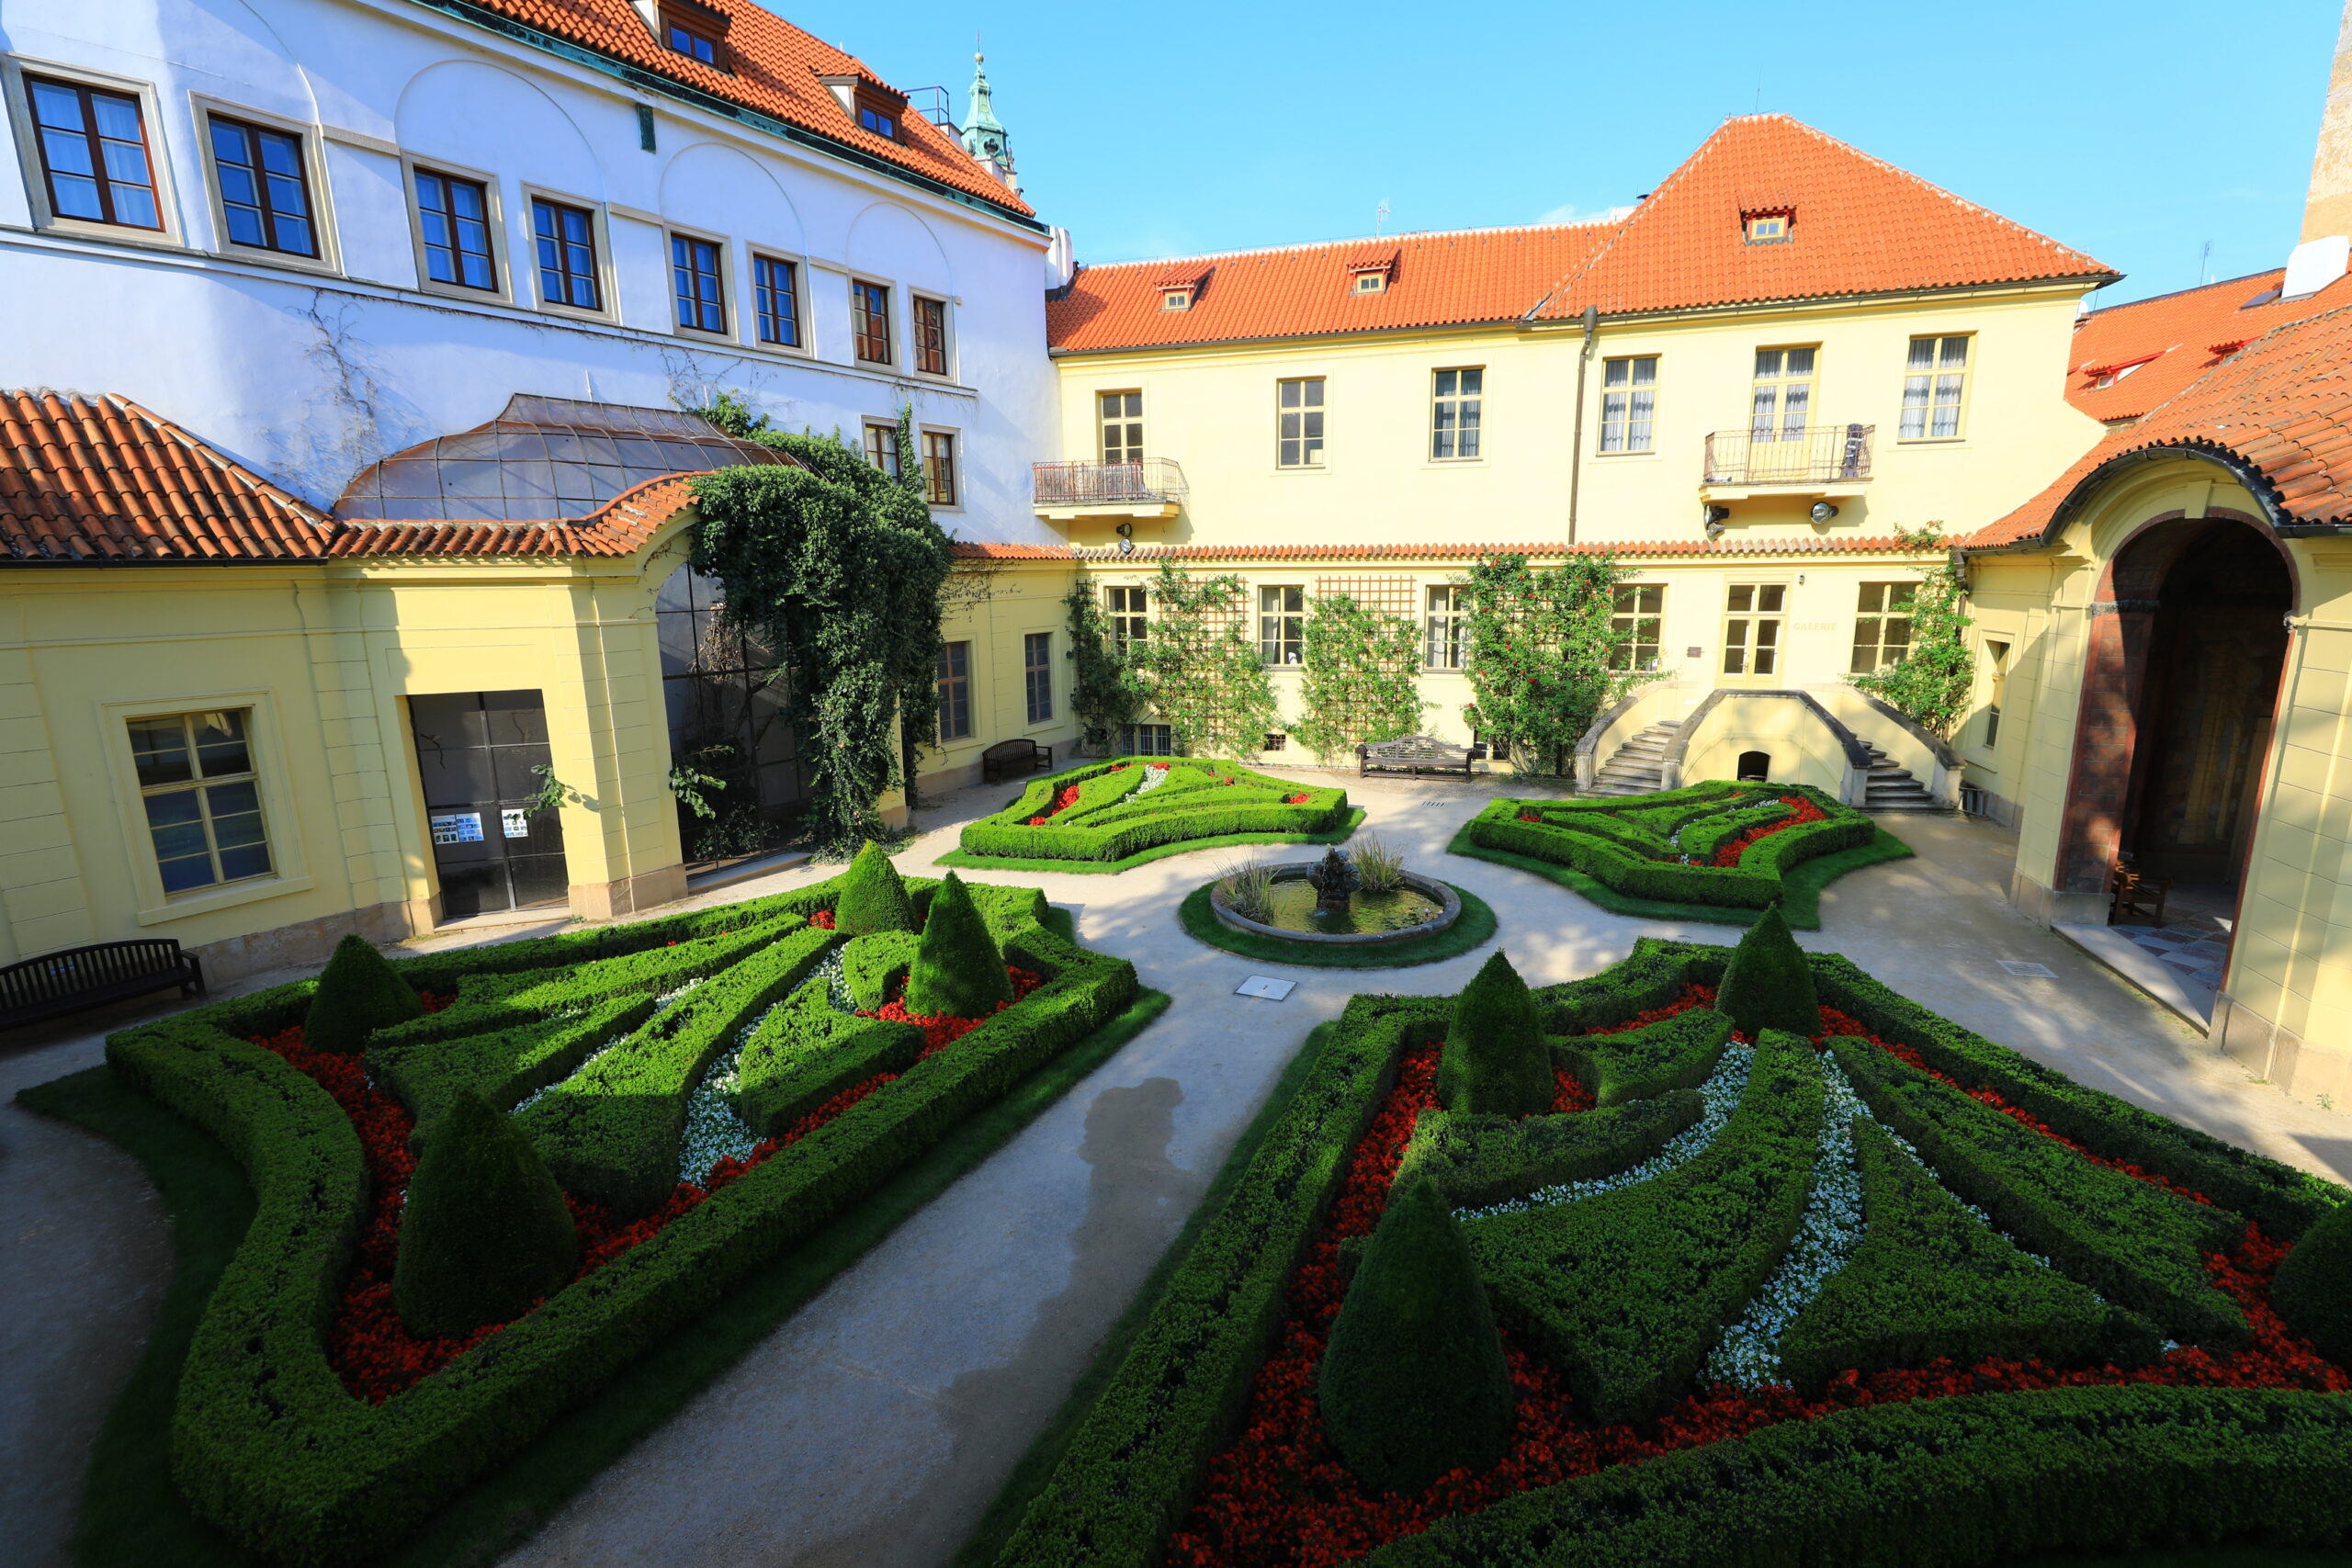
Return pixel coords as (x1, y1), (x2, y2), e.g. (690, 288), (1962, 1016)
(984, 936), (2352, 1568)
(946, 758), (1353, 868)
(99, 864), (1136, 1565)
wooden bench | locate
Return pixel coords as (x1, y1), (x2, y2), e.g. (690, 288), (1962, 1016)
(1358, 734), (1481, 780)
(1, 939), (207, 1030)
(2110, 862), (2172, 927)
(982, 737), (1054, 784)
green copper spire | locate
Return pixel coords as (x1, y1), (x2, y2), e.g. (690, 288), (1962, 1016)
(961, 51), (1015, 186)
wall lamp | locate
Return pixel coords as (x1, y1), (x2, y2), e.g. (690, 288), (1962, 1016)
(1702, 504), (1732, 539)
(1809, 501), (1841, 524)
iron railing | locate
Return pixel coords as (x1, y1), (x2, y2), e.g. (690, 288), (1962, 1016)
(1702, 423), (1873, 486)
(1033, 457), (1189, 507)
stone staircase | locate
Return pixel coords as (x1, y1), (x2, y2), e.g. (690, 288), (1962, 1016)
(1860, 743), (1941, 810)
(1588, 720), (1679, 795)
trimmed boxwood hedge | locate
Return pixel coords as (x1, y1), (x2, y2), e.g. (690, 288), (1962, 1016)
(103, 869), (1129, 1566)
(1397, 1091), (1703, 1212)
(954, 756), (1352, 865)
(1455, 781), (1880, 911)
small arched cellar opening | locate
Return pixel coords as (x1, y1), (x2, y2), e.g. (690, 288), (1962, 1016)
(2053, 514), (2292, 931)
(1736, 750), (1771, 781)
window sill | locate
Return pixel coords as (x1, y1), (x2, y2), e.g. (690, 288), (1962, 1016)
(1592, 450), (1660, 459)
(419, 276), (511, 306)
(1427, 457), (1485, 466)
(215, 243), (341, 278)
(31, 214), (181, 249)
(135, 872), (316, 928)
(1272, 466), (1328, 475)
(855, 355), (896, 370)
(535, 297), (617, 326)
(673, 324), (735, 342)
(1894, 436), (1968, 446)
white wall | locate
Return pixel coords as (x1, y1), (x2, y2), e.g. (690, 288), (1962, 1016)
(0, 0), (1060, 542)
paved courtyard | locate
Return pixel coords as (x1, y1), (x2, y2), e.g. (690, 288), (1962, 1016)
(5, 770), (2348, 1568)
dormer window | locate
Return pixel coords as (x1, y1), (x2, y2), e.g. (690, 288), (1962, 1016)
(1352, 271), (1386, 294)
(859, 103), (898, 139)
(818, 73), (908, 142)
(1161, 288), (1193, 311)
(1742, 209), (1793, 244)
(656, 1), (729, 69)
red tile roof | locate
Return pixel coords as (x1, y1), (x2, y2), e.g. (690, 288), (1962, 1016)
(1973, 303), (2352, 548)
(2061, 268), (2352, 423)
(451, 0), (1032, 219)
(1, 391), (332, 562)
(1047, 115), (2112, 354)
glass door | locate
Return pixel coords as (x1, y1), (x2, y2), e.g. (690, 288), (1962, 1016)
(1722, 583), (1787, 682)
(409, 689), (569, 918)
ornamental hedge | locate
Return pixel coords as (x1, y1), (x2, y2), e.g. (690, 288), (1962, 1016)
(1454, 780), (1883, 913)
(953, 756), (1352, 866)
(101, 868), (1129, 1565)
(981, 936), (2352, 1568)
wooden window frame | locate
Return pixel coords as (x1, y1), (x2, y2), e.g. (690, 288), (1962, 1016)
(1610, 583), (1665, 672)
(3, 59), (182, 245)
(855, 96), (903, 142)
(1023, 631), (1054, 725)
(525, 189), (609, 318)
(129, 706), (277, 897)
(911, 294), (950, 377)
(99, 690), (312, 923)
(659, 2), (730, 70)
(1424, 583), (1467, 671)
(921, 427), (958, 508)
(1276, 377), (1326, 469)
(1259, 583), (1306, 667)
(752, 253), (802, 349)
(1431, 367), (1483, 461)
(1099, 390), (1144, 465)
(1105, 585), (1149, 651)
(17, 70), (164, 232)
(1899, 333), (1973, 442)
(1721, 581), (1789, 680)
(862, 420), (901, 479)
(1119, 723), (1174, 757)
(851, 277), (893, 365)
(406, 161), (501, 298)
(936, 640), (974, 741)
(194, 99), (336, 271)
(1598, 355), (1658, 454)
(668, 228), (728, 337)
(1749, 345), (1818, 443)
(1849, 581), (1918, 674)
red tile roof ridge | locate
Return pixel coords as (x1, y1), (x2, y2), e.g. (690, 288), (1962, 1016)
(2078, 268), (2283, 321)
(1065, 215), (1622, 278)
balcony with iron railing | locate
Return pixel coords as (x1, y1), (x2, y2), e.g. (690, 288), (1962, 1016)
(1032, 457), (1189, 518)
(1701, 423), (1874, 497)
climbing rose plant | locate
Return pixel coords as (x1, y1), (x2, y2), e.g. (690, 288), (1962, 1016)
(1063, 581), (1148, 752)
(1294, 590), (1428, 761)
(1130, 559), (1279, 759)
(1459, 551), (1652, 774)
(1852, 525), (1975, 738)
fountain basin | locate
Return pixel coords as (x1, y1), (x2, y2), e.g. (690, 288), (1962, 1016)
(1210, 863), (1462, 947)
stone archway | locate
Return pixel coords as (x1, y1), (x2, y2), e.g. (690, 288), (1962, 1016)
(2052, 510), (2294, 919)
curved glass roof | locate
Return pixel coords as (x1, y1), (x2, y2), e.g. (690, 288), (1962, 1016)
(333, 396), (796, 524)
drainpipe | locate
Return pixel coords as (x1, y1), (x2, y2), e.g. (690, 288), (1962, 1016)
(1566, 304), (1598, 547)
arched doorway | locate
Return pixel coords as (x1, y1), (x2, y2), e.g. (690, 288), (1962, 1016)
(1736, 750), (1771, 781)
(2054, 514), (2292, 937)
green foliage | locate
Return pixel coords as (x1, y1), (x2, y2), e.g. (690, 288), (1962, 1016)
(1714, 905), (1818, 1038)
(393, 1090), (578, 1338)
(905, 871), (1012, 1017)
(1438, 951), (1553, 1116)
(1458, 551), (1653, 774)
(1319, 1178), (1514, 1494)
(1469, 1030), (1826, 1424)
(1556, 1006), (1734, 1105)
(2270, 1193), (2352, 1364)
(734, 985), (926, 1135)
(841, 930), (923, 1010)
(1851, 525), (1975, 737)
(302, 934), (423, 1055)
(370, 994), (657, 1148)
(1294, 591), (1428, 761)
(1833, 1038), (2246, 1347)
(1129, 560), (1278, 758)
(835, 840), (917, 935)
(1777, 1117), (2144, 1392)
(958, 757), (1351, 864)
(689, 430), (951, 852)
(1397, 1091), (1702, 1211)
(1063, 581), (1147, 751)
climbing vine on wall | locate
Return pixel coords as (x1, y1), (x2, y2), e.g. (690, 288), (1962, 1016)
(1459, 551), (1650, 775)
(1063, 582), (1148, 751)
(1853, 524), (1974, 737)
(686, 427), (951, 852)
(1294, 591), (1428, 761)
(1130, 560), (1279, 759)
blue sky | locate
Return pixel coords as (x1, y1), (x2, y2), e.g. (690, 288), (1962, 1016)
(795, 0), (2343, 308)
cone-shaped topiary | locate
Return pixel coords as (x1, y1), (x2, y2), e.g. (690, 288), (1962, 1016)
(1318, 1176), (1514, 1494)
(1714, 904), (1819, 1039)
(1436, 949), (1554, 1116)
(834, 840), (916, 936)
(304, 932), (425, 1055)
(394, 1089), (578, 1337)
(903, 871), (1012, 1018)
(2273, 1200), (2352, 1366)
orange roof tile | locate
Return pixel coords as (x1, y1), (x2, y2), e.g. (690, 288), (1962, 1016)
(1973, 303), (2352, 548)
(1046, 220), (1617, 353)
(1526, 116), (2112, 320)
(446, 0), (1033, 220)
(2061, 267), (2352, 423)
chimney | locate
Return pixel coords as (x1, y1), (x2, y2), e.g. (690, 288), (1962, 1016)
(2286, 0), (2352, 296)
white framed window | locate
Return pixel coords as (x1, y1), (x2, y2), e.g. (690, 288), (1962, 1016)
(402, 157), (503, 299)
(862, 420), (901, 479)
(1431, 367), (1483, 459)
(1599, 355), (1657, 453)
(1750, 347), (1816, 442)
(1106, 585), (1148, 649)
(1611, 585), (1664, 671)
(523, 186), (613, 319)
(1119, 723), (1174, 755)
(852, 278), (893, 364)
(752, 254), (801, 348)
(129, 708), (275, 894)
(668, 228), (728, 335)
(1260, 584), (1305, 666)
(1723, 583), (1787, 678)
(1900, 334), (1971, 440)
(1161, 288), (1193, 310)
(195, 98), (337, 272)
(922, 428), (958, 508)
(5, 59), (178, 243)
(1276, 378), (1325, 468)
(1100, 391), (1144, 464)
(1850, 582), (1918, 673)
(1424, 584), (1466, 670)
(912, 294), (950, 377)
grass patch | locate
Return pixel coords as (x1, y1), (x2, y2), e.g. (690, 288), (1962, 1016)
(934, 808), (1368, 875)
(1175, 882), (1498, 968)
(24, 987), (1171, 1568)
(952, 1020), (1341, 1568)
(1445, 825), (1914, 930)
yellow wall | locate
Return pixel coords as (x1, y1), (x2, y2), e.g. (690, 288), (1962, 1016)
(923, 558), (1085, 789)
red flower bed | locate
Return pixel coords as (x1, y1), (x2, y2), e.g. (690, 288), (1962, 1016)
(809, 909), (836, 930)
(1517, 811), (1541, 825)
(1026, 783), (1084, 827)
(1285, 794), (1312, 806)
(253, 966), (1042, 1403)
(1710, 795), (1826, 867)
(1164, 986), (2348, 1567)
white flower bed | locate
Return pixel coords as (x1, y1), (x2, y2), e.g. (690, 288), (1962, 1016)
(676, 949), (851, 1185)
(510, 979), (705, 1116)
(1135, 762), (1171, 796)
(1457, 1043), (1754, 1221)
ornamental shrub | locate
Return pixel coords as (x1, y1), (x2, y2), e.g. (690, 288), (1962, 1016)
(1318, 1175), (1513, 1494)
(1437, 950), (1552, 1116)
(904, 871), (1012, 1017)
(304, 933), (424, 1055)
(393, 1089), (578, 1338)
(1714, 904), (1818, 1038)
(2272, 1198), (2352, 1364)
(834, 840), (916, 935)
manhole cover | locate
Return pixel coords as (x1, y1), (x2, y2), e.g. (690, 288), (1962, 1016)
(1996, 960), (2057, 978)
(1235, 975), (1296, 1001)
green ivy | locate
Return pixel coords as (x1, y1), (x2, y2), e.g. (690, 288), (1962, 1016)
(1295, 591), (1427, 761)
(1062, 582), (1147, 751)
(1459, 552), (1651, 774)
(1853, 525), (1975, 737)
(1130, 560), (1278, 759)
